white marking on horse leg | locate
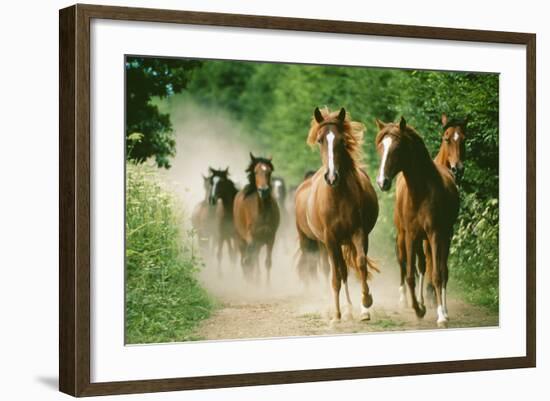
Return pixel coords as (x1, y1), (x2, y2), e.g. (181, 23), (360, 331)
(377, 136), (392, 187)
(418, 273), (425, 306)
(360, 303), (371, 321)
(437, 304), (448, 327)
(326, 131), (336, 183)
(442, 288), (449, 319)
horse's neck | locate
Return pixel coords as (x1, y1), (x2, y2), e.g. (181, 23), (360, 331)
(221, 191), (236, 215)
(434, 143), (448, 167)
(402, 145), (440, 200)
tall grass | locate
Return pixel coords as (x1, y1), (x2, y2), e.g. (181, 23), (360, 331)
(125, 163), (214, 344)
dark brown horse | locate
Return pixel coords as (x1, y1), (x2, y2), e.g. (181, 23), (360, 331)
(233, 154), (280, 283)
(295, 107), (379, 322)
(208, 167), (238, 270)
(375, 117), (458, 327)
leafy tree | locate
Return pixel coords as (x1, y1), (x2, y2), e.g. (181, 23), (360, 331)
(125, 57), (201, 168)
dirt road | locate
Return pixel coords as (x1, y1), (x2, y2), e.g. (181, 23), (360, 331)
(192, 245), (499, 341)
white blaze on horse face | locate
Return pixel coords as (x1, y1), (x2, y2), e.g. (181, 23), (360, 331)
(326, 131), (336, 183)
(377, 136), (393, 186)
(453, 131), (460, 142)
(211, 176), (220, 197)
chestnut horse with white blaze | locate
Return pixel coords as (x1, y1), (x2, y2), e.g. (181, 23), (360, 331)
(423, 113), (467, 302)
(233, 154), (280, 283)
(295, 107), (379, 322)
(376, 117), (458, 327)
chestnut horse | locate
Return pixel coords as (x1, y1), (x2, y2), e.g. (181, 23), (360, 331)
(233, 154), (280, 283)
(375, 117), (458, 327)
(424, 113), (467, 302)
(295, 107), (379, 322)
(208, 167), (238, 270)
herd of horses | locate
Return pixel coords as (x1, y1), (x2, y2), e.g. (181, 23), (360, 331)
(192, 107), (467, 328)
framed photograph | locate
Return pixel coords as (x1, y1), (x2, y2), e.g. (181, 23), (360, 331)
(59, 4), (536, 397)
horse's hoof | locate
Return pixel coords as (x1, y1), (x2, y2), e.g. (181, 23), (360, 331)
(342, 306), (353, 321)
(329, 317), (341, 327)
(364, 294), (373, 308)
(436, 305), (448, 327)
(360, 311), (371, 321)
(415, 304), (427, 319)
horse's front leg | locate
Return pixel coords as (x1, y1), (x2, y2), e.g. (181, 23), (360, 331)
(429, 232), (451, 327)
(415, 241), (427, 309)
(327, 242), (345, 323)
(396, 230), (408, 308)
(405, 232), (426, 318)
(423, 240), (436, 307)
(352, 232), (373, 321)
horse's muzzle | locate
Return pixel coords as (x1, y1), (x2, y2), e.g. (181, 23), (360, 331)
(451, 165), (464, 183)
(258, 187), (271, 199)
(377, 177), (391, 191)
(324, 171), (339, 187)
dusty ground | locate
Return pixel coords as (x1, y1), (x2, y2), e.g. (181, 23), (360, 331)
(192, 236), (499, 341)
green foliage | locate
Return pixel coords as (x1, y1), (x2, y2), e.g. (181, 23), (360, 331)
(125, 57), (201, 168)
(125, 163), (214, 344)
(450, 194), (499, 311)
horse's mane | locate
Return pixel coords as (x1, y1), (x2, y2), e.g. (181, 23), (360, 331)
(307, 107), (365, 170)
(244, 157), (274, 197)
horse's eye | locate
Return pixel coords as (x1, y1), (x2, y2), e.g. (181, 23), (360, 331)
(317, 137), (323, 144)
(445, 138), (450, 143)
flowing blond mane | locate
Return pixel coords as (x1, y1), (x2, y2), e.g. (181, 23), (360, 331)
(307, 107), (365, 169)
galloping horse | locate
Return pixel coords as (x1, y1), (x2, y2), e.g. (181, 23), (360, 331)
(191, 171), (216, 250)
(208, 167), (238, 270)
(375, 117), (459, 327)
(233, 153), (280, 283)
(424, 113), (467, 302)
(295, 107), (379, 322)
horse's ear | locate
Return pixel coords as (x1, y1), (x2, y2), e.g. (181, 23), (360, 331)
(208, 166), (214, 174)
(224, 166), (229, 174)
(399, 116), (407, 131)
(441, 113), (448, 127)
(375, 119), (386, 131)
(338, 108), (346, 123)
(314, 107), (324, 124)
(249, 152), (256, 161)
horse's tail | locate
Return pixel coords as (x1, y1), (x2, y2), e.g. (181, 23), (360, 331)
(367, 256), (380, 274)
(343, 245), (380, 281)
